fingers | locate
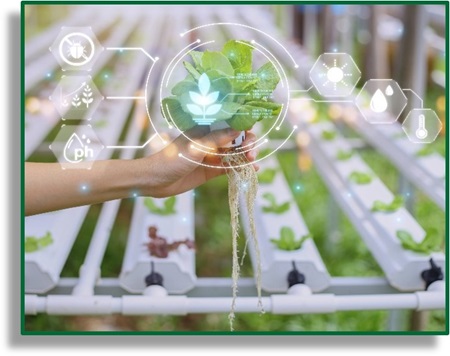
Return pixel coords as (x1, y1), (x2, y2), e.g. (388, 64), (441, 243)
(199, 128), (241, 148)
(242, 131), (258, 162)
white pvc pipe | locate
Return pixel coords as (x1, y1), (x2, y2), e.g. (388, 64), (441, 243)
(71, 15), (168, 297)
(25, 289), (445, 315)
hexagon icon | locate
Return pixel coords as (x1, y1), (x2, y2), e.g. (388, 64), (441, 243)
(49, 125), (104, 169)
(402, 109), (442, 144)
(309, 53), (361, 97)
(49, 75), (103, 120)
(50, 27), (103, 71)
(355, 79), (407, 124)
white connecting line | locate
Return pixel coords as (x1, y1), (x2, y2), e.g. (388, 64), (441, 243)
(106, 47), (159, 62)
(106, 134), (158, 149)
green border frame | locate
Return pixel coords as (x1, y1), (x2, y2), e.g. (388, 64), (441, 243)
(20, 0), (449, 335)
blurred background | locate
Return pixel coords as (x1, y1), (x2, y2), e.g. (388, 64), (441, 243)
(24, 4), (446, 332)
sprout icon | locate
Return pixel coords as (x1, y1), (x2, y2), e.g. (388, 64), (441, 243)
(187, 73), (222, 125)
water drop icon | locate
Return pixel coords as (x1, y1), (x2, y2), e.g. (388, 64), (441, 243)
(385, 85), (394, 96)
(63, 133), (84, 163)
(370, 89), (388, 113)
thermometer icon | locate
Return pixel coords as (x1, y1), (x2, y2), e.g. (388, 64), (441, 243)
(415, 114), (428, 139)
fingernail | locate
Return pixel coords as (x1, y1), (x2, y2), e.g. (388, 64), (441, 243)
(249, 150), (256, 159)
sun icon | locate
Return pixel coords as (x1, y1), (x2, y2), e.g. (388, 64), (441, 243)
(310, 53), (361, 97)
(320, 59), (353, 91)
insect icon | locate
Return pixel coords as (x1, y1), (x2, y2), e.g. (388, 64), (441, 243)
(67, 41), (87, 60)
(58, 32), (95, 67)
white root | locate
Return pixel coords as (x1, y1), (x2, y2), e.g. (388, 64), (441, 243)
(224, 152), (262, 331)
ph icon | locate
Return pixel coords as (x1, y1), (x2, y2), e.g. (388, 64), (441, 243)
(63, 133), (95, 163)
(49, 125), (104, 169)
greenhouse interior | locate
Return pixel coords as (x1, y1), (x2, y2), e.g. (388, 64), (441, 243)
(23, 3), (446, 333)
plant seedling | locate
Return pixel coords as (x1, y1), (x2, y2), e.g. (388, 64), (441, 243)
(25, 232), (54, 253)
(261, 192), (290, 214)
(144, 196), (177, 215)
(258, 168), (277, 184)
(270, 227), (312, 251)
(396, 228), (441, 254)
(321, 129), (337, 141)
(162, 40), (282, 330)
(336, 149), (353, 161)
(144, 225), (195, 258)
(349, 171), (373, 185)
(371, 195), (404, 213)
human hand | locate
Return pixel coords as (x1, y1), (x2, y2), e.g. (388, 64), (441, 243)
(140, 127), (259, 198)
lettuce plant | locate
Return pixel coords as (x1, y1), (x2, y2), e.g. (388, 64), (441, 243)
(396, 229), (441, 254)
(270, 227), (311, 251)
(161, 40), (281, 131)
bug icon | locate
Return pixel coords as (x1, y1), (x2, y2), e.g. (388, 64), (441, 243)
(58, 32), (95, 67)
(68, 41), (87, 60)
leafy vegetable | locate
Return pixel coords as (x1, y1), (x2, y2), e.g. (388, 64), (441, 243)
(161, 40), (281, 131)
(270, 227), (311, 251)
(25, 232), (54, 253)
(261, 192), (290, 214)
(336, 149), (353, 161)
(371, 195), (404, 213)
(321, 129), (337, 141)
(144, 196), (177, 215)
(349, 171), (372, 185)
(396, 229), (442, 254)
(258, 168), (277, 184)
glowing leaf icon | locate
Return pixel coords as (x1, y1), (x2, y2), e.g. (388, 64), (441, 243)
(186, 72), (223, 125)
(189, 92), (204, 104)
(198, 73), (211, 95)
(205, 91), (219, 105)
(205, 104), (222, 115)
(186, 104), (203, 115)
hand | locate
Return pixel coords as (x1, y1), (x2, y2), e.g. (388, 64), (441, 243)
(141, 127), (259, 197)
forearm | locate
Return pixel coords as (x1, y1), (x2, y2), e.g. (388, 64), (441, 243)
(25, 159), (151, 216)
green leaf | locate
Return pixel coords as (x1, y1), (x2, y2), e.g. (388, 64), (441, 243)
(371, 195), (404, 213)
(270, 227), (312, 251)
(189, 50), (204, 68)
(201, 51), (234, 76)
(258, 168), (277, 184)
(396, 229), (442, 254)
(222, 40), (253, 74)
(144, 197), (177, 215)
(39, 232), (54, 248)
(163, 196), (177, 214)
(255, 62), (280, 92)
(161, 97), (196, 131)
(321, 129), (337, 141)
(143, 197), (163, 214)
(171, 79), (198, 96)
(211, 101), (241, 122)
(25, 232), (54, 253)
(349, 171), (372, 185)
(261, 192), (291, 214)
(25, 237), (39, 253)
(183, 61), (201, 80)
(336, 149), (353, 161)
(206, 69), (233, 100)
(420, 228), (441, 253)
(226, 106), (258, 131)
